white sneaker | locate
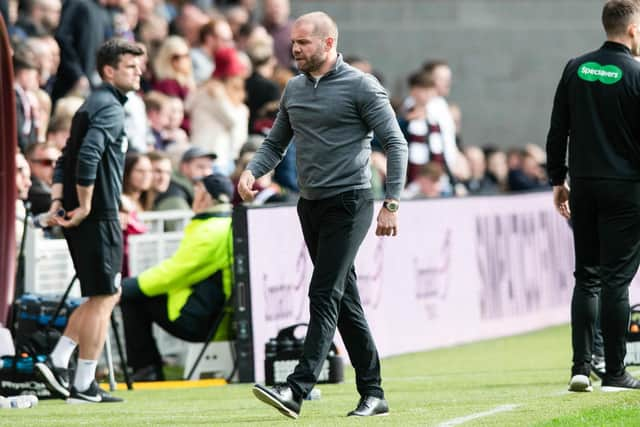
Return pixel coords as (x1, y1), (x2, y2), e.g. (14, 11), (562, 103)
(568, 374), (593, 392)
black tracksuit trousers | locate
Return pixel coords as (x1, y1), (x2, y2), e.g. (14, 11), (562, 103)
(570, 178), (640, 376)
(286, 189), (384, 399)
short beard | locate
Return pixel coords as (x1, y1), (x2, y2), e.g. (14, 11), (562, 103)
(299, 51), (325, 74)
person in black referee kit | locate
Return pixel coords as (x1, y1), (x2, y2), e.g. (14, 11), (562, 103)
(547, 0), (640, 392)
(35, 39), (144, 403)
(238, 11), (407, 419)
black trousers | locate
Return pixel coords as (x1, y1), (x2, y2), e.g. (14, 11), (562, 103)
(287, 189), (383, 399)
(120, 276), (225, 370)
(570, 178), (640, 375)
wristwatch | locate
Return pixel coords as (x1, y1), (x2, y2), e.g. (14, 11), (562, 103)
(383, 200), (399, 212)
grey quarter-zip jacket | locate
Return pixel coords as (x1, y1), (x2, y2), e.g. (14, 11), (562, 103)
(247, 54), (408, 201)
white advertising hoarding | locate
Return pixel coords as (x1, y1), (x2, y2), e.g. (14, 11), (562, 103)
(246, 191), (578, 382)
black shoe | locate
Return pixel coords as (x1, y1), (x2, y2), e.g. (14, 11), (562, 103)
(67, 381), (123, 403)
(590, 356), (606, 381)
(252, 383), (302, 419)
(131, 364), (165, 382)
(602, 370), (640, 392)
(347, 396), (389, 417)
(35, 360), (70, 398)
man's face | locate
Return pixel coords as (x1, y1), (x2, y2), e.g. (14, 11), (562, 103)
(418, 175), (441, 198)
(151, 158), (172, 193)
(39, 0), (61, 32)
(214, 21), (235, 51)
(264, 0), (289, 26)
(28, 146), (60, 185)
(108, 54), (142, 93)
(16, 154), (32, 199)
(291, 21), (327, 74)
(433, 65), (452, 97)
(182, 157), (213, 181)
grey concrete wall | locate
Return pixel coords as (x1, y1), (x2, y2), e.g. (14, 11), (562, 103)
(289, 0), (605, 149)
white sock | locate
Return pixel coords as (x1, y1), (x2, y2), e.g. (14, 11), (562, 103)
(73, 359), (97, 392)
(49, 336), (77, 368)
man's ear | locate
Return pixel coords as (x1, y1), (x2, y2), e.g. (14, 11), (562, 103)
(325, 37), (335, 51)
(102, 64), (115, 81)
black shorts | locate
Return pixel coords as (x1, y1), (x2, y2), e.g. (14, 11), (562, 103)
(63, 220), (123, 297)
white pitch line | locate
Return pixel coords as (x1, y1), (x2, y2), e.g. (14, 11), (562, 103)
(437, 404), (520, 427)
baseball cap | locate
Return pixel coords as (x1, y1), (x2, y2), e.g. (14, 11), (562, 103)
(181, 146), (217, 163)
(201, 173), (234, 202)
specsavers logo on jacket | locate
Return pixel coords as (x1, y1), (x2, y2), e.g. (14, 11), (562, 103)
(578, 62), (623, 84)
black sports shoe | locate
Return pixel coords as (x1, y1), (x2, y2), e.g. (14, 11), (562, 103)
(35, 360), (70, 398)
(602, 370), (640, 392)
(252, 384), (302, 419)
(130, 364), (165, 382)
(347, 396), (389, 417)
(67, 381), (123, 403)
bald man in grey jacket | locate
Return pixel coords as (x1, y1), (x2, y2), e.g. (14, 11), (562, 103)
(238, 11), (408, 419)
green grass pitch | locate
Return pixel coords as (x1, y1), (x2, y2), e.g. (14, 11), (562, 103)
(3, 324), (640, 426)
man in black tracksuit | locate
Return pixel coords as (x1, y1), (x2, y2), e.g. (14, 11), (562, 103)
(35, 39), (143, 403)
(546, 0), (640, 392)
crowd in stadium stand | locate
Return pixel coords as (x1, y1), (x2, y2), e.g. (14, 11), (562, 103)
(9, 0), (549, 218)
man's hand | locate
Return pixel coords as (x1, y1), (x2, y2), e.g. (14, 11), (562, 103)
(55, 206), (90, 228)
(553, 183), (571, 219)
(44, 199), (64, 226)
(376, 207), (398, 236)
(237, 170), (258, 202)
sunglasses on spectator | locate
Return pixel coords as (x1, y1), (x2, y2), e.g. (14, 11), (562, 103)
(31, 158), (56, 167)
(171, 53), (190, 61)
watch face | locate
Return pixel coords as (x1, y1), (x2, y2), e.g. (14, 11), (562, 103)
(384, 201), (399, 212)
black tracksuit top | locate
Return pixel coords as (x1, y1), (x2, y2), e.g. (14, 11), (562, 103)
(53, 84), (128, 221)
(546, 41), (640, 185)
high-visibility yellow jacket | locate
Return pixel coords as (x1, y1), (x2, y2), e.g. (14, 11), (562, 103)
(137, 206), (233, 339)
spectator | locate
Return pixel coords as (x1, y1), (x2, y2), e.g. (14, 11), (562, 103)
(122, 152), (152, 213)
(15, 153), (32, 251)
(25, 142), (61, 215)
(402, 161), (445, 199)
(15, 0), (61, 36)
(24, 36), (59, 91)
(508, 150), (549, 192)
(262, 0), (294, 69)
(13, 50), (40, 153)
(485, 148), (509, 192)
(144, 151), (173, 210)
(143, 91), (171, 150)
(124, 43), (150, 153)
(51, 0), (106, 102)
(154, 146), (216, 211)
(121, 152), (152, 277)
(244, 32), (279, 132)
(225, 4), (250, 42)
(187, 46), (249, 175)
(46, 113), (72, 151)
(120, 173), (234, 381)
(422, 60), (468, 183)
(172, 3), (209, 47)
(191, 18), (234, 84)
(164, 96), (189, 148)
(463, 145), (499, 195)
(152, 35), (195, 131)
